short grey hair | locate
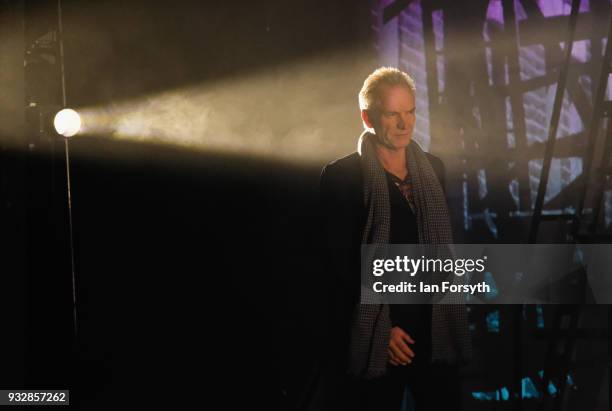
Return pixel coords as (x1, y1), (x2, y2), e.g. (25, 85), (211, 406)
(358, 67), (416, 111)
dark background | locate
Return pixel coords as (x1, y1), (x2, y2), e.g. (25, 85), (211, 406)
(0, 0), (372, 409)
(62, 3), (370, 409)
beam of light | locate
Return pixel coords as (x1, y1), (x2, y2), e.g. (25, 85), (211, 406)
(73, 50), (374, 165)
(54, 108), (82, 137)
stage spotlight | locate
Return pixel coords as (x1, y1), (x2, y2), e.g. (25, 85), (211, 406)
(54, 108), (82, 137)
(69, 50), (372, 163)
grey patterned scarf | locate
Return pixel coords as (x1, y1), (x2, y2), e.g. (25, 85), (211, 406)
(348, 131), (472, 379)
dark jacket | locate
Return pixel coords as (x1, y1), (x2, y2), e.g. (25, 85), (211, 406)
(319, 150), (445, 370)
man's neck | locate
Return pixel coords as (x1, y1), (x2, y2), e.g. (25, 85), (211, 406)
(375, 144), (408, 180)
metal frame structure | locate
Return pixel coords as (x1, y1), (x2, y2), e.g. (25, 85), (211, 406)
(379, 1), (611, 410)
(21, 0), (76, 391)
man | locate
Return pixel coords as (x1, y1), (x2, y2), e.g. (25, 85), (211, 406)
(319, 67), (471, 411)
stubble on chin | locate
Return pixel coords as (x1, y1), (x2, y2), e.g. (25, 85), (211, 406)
(374, 132), (412, 151)
(373, 131), (396, 150)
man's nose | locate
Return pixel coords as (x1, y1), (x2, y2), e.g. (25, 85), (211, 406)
(397, 115), (407, 129)
(397, 114), (410, 130)
(398, 113), (414, 129)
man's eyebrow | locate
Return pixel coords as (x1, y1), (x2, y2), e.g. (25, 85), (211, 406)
(383, 107), (416, 113)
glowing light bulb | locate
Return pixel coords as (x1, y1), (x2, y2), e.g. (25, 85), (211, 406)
(54, 108), (82, 137)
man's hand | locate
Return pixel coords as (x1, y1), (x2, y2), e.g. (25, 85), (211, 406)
(388, 326), (415, 366)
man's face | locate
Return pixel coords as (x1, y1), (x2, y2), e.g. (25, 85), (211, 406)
(365, 85), (416, 150)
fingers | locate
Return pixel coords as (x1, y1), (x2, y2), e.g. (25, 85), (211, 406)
(387, 349), (402, 366)
(388, 327), (416, 366)
(394, 327), (415, 345)
(401, 332), (415, 345)
(389, 341), (413, 364)
(393, 337), (415, 359)
(388, 350), (400, 366)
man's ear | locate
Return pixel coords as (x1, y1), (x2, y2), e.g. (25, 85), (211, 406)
(361, 109), (376, 129)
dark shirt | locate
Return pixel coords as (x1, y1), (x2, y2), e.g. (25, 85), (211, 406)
(385, 171), (432, 372)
